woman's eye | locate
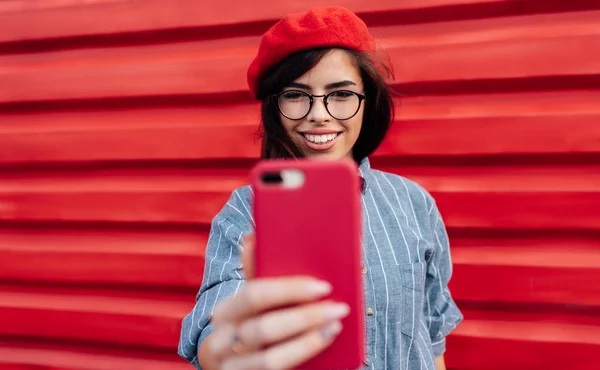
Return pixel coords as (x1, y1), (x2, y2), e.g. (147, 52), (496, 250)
(282, 91), (305, 99)
(330, 91), (354, 99)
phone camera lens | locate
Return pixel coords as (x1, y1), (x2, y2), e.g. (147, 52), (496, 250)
(261, 172), (283, 184)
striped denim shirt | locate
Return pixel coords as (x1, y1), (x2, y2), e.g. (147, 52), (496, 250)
(178, 158), (463, 369)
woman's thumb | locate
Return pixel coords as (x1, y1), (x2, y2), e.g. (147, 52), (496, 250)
(241, 233), (255, 280)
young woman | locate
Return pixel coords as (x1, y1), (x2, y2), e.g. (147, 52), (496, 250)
(178, 6), (462, 370)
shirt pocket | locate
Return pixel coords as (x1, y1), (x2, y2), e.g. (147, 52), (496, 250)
(397, 261), (426, 337)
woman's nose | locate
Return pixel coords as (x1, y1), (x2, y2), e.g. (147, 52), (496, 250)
(307, 96), (330, 123)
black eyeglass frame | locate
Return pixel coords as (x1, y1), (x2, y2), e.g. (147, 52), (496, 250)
(272, 89), (367, 121)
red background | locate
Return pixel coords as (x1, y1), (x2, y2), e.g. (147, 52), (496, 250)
(0, 1), (599, 369)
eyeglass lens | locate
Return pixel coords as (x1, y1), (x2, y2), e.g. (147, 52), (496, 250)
(278, 90), (362, 120)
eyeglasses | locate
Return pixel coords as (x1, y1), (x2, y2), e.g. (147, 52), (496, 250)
(273, 90), (366, 121)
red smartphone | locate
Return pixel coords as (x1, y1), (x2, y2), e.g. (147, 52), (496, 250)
(250, 159), (365, 370)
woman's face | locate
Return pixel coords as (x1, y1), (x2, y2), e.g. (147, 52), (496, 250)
(278, 49), (364, 161)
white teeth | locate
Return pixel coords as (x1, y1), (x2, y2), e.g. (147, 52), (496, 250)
(303, 133), (339, 144)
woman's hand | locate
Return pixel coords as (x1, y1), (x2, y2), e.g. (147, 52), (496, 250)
(198, 234), (350, 370)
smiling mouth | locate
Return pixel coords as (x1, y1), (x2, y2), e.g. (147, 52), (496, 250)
(301, 132), (342, 145)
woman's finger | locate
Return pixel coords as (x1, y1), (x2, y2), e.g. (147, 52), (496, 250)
(205, 323), (238, 361)
(236, 300), (350, 349)
(221, 320), (343, 370)
(212, 277), (332, 324)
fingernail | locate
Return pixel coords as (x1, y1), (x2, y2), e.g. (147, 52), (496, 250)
(324, 303), (350, 320)
(320, 321), (342, 339)
(305, 281), (332, 297)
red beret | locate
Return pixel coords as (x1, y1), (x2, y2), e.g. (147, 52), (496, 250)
(247, 6), (376, 99)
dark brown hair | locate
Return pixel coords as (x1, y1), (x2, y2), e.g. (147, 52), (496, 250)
(255, 47), (396, 164)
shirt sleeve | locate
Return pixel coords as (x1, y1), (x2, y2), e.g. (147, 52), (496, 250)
(423, 196), (464, 357)
(178, 189), (252, 368)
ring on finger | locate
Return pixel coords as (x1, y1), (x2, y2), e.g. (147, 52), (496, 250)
(230, 331), (249, 355)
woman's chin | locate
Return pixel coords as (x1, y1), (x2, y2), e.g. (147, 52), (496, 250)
(303, 151), (348, 161)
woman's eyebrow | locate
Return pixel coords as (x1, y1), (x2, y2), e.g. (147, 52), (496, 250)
(286, 80), (357, 90)
(325, 80), (357, 89)
(287, 82), (311, 89)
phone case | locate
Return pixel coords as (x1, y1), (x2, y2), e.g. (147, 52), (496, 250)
(250, 159), (365, 370)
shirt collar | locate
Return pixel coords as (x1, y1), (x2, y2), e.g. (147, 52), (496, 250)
(357, 157), (371, 193)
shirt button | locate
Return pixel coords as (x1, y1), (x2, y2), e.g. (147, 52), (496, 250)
(361, 266), (367, 275)
(366, 307), (374, 316)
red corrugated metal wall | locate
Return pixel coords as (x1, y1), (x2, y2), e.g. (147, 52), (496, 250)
(1, 1), (599, 369)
